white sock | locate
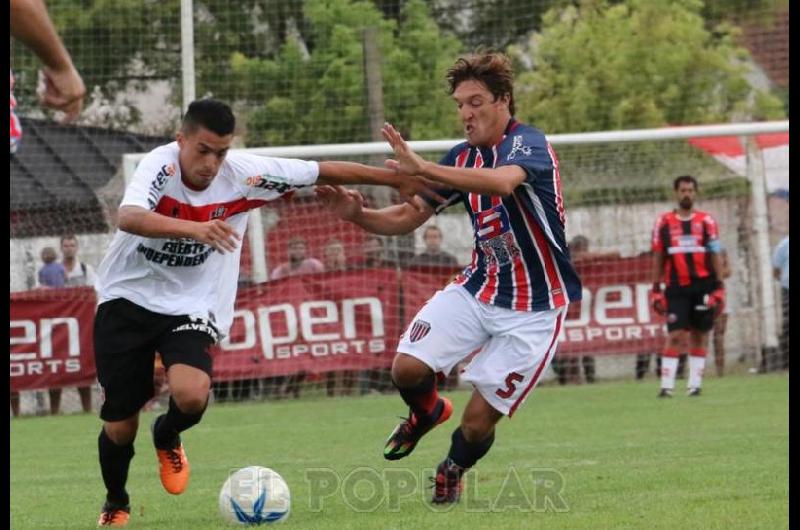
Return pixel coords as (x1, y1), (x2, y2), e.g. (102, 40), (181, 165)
(660, 357), (679, 390)
(688, 356), (706, 389)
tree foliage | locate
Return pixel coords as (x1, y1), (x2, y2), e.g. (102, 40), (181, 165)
(511, 0), (786, 133)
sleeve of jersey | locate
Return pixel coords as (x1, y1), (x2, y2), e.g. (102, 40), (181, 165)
(120, 149), (175, 211)
(651, 215), (665, 253)
(704, 215), (721, 253)
(422, 150), (464, 214)
(232, 153), (319, 201)
(497, 129), (554, 184)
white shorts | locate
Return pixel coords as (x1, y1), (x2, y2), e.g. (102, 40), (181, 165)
(397, 284), (567, 417)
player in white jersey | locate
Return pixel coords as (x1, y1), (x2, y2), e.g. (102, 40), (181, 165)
(93, 98), (440, 526)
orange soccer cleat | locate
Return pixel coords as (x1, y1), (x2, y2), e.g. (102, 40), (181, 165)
(97, 502), (130, 527)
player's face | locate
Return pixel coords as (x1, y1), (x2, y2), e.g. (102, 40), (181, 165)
(453, 80), (511, 147)
(675, 182), (696, 210)
(177, 127), (234, 189)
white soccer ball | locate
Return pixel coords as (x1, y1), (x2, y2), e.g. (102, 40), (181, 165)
(218, 466), (291, 525)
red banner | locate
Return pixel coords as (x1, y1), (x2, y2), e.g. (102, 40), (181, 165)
(559, 254), (666, 356)
(213, 268), (402, 379)
(9, 258), (665, 389)
(10, 288), (97, 392)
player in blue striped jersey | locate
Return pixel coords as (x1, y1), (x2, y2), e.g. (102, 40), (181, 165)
(318, 52), (582, 504)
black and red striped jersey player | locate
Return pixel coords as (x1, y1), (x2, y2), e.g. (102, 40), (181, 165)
(650, 175), (726, 398)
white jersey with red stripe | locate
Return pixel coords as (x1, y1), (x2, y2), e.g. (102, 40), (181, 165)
(426, 119), (582, 312)
(95, 142), (319, 337)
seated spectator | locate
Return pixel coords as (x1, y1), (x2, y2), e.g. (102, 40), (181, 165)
(37, 246), (66, 288)
(410, 225), (459, 268)
(270, 237), (324, 280)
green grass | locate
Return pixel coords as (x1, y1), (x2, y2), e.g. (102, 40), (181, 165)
(11, 373), (788, 529)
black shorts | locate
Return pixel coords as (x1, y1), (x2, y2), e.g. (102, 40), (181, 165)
(665, 279), (717, 333)
(94, 298), (218, 421)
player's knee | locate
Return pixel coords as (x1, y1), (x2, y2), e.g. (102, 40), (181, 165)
(171, 385), (210, 415)
(460, 420), (494, 443)
(391, 354), (432, 388)
(104, 417), (139, 445)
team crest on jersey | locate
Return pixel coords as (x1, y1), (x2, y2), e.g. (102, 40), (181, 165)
(507, 135), (532, 160)
(210, 206), (227, 219)
(409, 320), (431, 342)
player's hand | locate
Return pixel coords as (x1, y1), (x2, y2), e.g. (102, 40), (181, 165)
(391, 174), (446, 212)
(381, 122), (426, 176)
(192, 219), (241, 253)
(316, 185), (365, 221)
(37, 65), (86, 123)
(704, 286), (726, 318)
(650, 291), (667, 315)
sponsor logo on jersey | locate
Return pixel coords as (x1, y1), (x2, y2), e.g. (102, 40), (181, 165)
(507, 135), (532, 160)
(210, 205), (227, 219)
(147, 163), (177, 208)
(245, 174), (309, 194)
(408, 320), (431, 342)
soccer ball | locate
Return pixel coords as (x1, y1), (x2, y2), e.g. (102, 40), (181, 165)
(218, 466), (291, 525)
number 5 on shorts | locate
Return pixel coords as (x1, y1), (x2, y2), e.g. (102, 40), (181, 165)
(496, 372), (524, 399)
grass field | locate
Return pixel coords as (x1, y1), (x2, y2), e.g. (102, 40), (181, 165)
(11, 373), (788, 529)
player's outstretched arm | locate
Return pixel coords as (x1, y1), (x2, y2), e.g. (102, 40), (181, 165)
(381, 123), (526, 196)
(11, 0), (86, 122)
(316, 161), (443, 212)
(118, 206), (241, 253)
(316, 185), (433, 236)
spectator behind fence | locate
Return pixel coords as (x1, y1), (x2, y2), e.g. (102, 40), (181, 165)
(319, 238), (356, 397)
(772, 235), (789, 371)
(355, 235), (393, 393)
(37, 246), (66, 288)
(356, 234), (395, 269)
(552, 235), (619, 384)
(410, 225), (459, 268)
(323, 238), (348, 272)
(270, 236), (324, 280)
(44, 235), (97, 415)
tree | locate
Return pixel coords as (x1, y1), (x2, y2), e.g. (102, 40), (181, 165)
(511, 0), (785, 133)
(227, 0), (464, 146)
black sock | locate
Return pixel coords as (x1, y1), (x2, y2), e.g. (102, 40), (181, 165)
(394, 371), (438, 419)
(152, 397), (206, 449)
(447, 427), (495, 469)
(98, 429), (134, 506)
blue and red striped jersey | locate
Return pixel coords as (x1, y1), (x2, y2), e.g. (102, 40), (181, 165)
(426, 119), (582, 311)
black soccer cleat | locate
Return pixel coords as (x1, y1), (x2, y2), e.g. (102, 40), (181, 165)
(658, 388), (674, 398)
(383, 397), (453, 461)
(430, 458), (464, 504)
(687, 387), (702, 397)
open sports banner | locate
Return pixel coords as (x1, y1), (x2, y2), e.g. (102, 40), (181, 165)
(10, 288), (97, 392)
(213, 268), (403, 379)
(559, 255), (667, 356)
(9, 259), (666, 389)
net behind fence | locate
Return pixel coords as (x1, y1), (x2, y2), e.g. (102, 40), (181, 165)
(9, 0), (788, 415)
